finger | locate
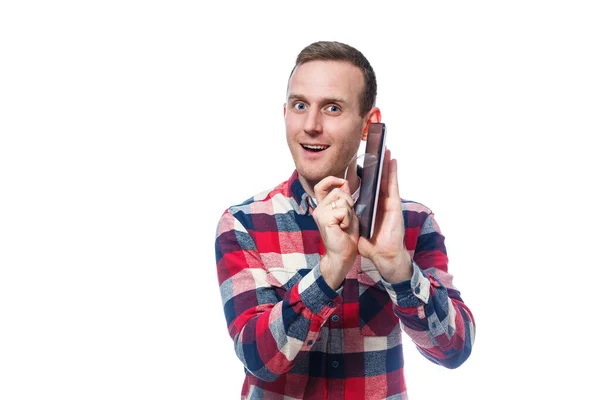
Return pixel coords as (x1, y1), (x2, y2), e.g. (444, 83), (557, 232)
(349, 205), (359, 234)
(379, 149), (391, 197)
(357, 235), (375, 257)
(314, 176), (351, 204)
(388, 157), (400, 200)
(331, 206), (355, 230)
(357, 235), (369, 253)
(321, 189), (355, 230)
(326, 196), (355, 219)
(324, 187), (354, 209)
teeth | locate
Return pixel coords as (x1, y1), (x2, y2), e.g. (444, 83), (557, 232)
(302, 144), (328, 150)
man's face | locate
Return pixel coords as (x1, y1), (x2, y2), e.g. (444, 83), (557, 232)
(284, 60), (368, 188)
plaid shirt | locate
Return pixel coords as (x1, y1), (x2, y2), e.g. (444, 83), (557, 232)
(215, 171), (475, 399)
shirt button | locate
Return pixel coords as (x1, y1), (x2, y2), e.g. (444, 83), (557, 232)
(332, 361), (339, 368)
(328, 301), (335, 308)
(332, 315), (339, 322)
(414, 286), (420, 294)
(307, 340), (313, 345)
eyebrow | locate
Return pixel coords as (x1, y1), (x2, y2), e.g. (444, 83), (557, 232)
(287, 93), (347, 105)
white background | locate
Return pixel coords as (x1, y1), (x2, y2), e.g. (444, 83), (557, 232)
(1, 1), (599, 399)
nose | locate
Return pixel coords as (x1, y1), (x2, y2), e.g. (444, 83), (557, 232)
(303, 108), (323, 136)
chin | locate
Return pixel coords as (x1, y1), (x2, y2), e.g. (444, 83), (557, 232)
(296, 167), (324, 184)
(298, 166), (342, 185)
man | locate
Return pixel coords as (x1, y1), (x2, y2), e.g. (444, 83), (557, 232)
(215, 41), (475, 399)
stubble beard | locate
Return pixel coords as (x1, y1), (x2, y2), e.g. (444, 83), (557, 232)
(295, 150), (357, 196)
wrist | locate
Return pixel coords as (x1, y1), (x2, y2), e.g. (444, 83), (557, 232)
(319, 254), (350, 291)
(375, 251), (413, 284)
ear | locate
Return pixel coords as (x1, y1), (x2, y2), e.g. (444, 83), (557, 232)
(283, 102), (287, 118)
(361, 107), (382, 140)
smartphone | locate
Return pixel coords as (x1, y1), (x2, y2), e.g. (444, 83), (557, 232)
(356, 122), (387, 239)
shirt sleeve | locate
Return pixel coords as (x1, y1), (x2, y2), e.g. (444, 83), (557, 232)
(215, 210), (342, 381)
(380, 211), (476, 369)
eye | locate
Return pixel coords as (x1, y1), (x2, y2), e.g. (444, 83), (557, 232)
(293, 102), (307, 111)
(325, 105), (341, 113)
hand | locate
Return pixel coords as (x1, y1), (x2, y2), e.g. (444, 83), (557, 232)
(313, 176), (359, 290)
(358, 149), (413, 283)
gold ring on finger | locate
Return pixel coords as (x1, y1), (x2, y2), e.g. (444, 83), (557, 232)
(330, 201), (337, 210)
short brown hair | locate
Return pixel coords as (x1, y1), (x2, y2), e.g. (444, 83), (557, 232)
(290, 41), (377, 117)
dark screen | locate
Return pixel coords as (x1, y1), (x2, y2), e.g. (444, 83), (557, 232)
(356, 123), (386, 238)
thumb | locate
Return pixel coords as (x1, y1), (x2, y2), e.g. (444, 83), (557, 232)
(357, 236), (375, 258)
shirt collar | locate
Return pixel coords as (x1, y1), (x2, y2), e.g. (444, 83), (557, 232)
(288, 171), (312, 215)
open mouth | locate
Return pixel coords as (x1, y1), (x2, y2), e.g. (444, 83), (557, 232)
(301, 144), (330, 152)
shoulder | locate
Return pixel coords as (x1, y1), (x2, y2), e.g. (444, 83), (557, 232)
(401, 198), (438, 230)
(218, 179), (292, 230)
(401, 198), (434, 216)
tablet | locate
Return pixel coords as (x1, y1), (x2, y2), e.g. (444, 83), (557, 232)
(356, 122), (386, 239)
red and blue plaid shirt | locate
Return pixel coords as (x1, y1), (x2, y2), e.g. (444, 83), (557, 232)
(215, 171), (475, 399)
